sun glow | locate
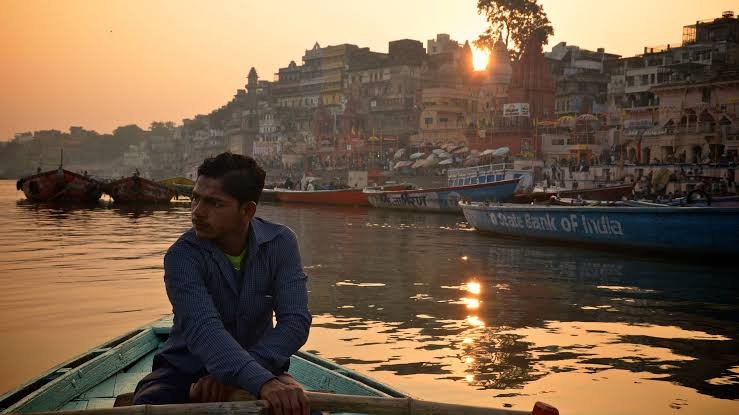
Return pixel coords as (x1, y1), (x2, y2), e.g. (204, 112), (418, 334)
(472, 47), (489, 71)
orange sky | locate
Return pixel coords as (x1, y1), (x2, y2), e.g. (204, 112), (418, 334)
(1, 0), (736, 140)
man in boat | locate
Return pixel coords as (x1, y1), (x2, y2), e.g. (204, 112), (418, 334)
(133, 152), (312, 415)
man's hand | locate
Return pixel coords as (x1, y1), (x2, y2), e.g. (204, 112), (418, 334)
(190, 375), (237, 403)
(259, 376), (309, 415)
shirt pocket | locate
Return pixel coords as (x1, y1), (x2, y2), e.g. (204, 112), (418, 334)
(253, 256), (275, 296)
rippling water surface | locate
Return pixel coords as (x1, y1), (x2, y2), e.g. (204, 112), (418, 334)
(0, 180), (737, 414)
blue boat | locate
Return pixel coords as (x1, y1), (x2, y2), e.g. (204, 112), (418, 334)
(460, 202), (739, 255)
(364, 178), (520, 213)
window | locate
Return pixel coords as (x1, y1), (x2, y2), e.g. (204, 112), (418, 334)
(424, 117), (433, 125)
(702, 88), (711, 103)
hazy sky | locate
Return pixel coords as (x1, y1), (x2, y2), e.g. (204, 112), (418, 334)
(1, 0), (736, 140)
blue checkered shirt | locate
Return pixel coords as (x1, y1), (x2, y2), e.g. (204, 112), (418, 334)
(156, 217), (311, 396)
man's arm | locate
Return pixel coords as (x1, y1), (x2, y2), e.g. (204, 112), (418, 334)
(247, 229), (312, 374)
(163, 247), (276, 396)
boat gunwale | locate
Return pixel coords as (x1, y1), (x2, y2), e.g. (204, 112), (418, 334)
(0, 327), (158, 413)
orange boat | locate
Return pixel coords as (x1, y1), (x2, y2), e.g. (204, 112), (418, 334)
(104, 176), (176, 204)
(16, 168), (102, 203)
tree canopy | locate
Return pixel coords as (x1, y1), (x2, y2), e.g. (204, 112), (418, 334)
(474, 0), (554, 60)
(149, 121), (176, 137)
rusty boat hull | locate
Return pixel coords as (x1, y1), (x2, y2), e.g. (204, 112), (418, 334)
(105, 176), (175, 204)
(17, 169), (102, 203)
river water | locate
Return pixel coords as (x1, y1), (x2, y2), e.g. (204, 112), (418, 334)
(0, 180), (737, 414)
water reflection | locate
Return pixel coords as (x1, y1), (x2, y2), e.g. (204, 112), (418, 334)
(1, 181), (738, 413)
(294, 205), (737, 405)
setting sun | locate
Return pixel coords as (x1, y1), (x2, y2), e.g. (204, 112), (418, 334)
(471, 47), (489, 71)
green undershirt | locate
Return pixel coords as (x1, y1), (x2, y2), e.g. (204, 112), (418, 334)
(225, 249), (246, 271)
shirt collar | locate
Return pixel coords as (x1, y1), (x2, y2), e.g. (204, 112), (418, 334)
(182, 216), (281, 253)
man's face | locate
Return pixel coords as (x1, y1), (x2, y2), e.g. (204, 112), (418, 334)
(191, 176), (251, 241)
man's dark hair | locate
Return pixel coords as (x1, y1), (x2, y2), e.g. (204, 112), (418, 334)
(197, 152), (265, 204)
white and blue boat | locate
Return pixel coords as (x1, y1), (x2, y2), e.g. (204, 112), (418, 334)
(460, 202), (739, 255)
(446, 162), (532, 189)
(364, 178), (520, 213)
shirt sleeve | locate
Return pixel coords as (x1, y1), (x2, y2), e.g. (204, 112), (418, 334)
(247, 228), (312, 374)
(163, 246), (276, 396)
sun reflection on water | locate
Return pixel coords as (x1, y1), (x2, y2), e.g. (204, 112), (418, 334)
(461, 297), (480, 309)
(465, 281), (481, 295)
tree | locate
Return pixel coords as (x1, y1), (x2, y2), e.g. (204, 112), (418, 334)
(149, 121), (176, 137)
(109, 124), (146, 154)
(474, 0), (554, 60)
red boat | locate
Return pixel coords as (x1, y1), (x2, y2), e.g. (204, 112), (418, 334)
(16, 168), (102, 203)
(513, 183), (635, 203)
(274, 184), (411, 207)
(275, 189), (371, 206)
(104, 176), (176, 204)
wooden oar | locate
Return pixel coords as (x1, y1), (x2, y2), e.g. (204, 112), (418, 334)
(21, 391), (557, 415)
(233, 390), (558, 415)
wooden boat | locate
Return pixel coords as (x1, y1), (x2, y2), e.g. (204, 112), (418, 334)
(364, 179), (520, 213)
(104, 176), (175, 204)
(0, 315), (556, 415)
(0, 315), (404, 414)
(460, 201), (739, 256)
(512, 183), (635, 203)
(16, 169), (102, 203)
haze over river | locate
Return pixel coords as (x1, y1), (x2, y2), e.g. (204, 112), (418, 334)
(0, 180), (737, 414)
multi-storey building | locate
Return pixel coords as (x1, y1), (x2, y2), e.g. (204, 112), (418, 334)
(346, 39), (426, 146)
(612, 11), (739, 164)
(546, 42), (621, 116)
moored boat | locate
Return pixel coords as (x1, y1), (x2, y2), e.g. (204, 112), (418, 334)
(273, 184), (410, 207)
(275, 188), (371, 206)
(364, 179), (520, 213)
(16, 168), (102, 203)
(446, 162), (532, 188)
(261, 188), (278, 202)
(460, 201), (739, 255)
(104, 176), (176, 204)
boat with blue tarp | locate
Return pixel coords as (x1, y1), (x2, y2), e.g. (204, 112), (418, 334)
(460, 201), (739, 255)
(364, 178), (520, 213)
